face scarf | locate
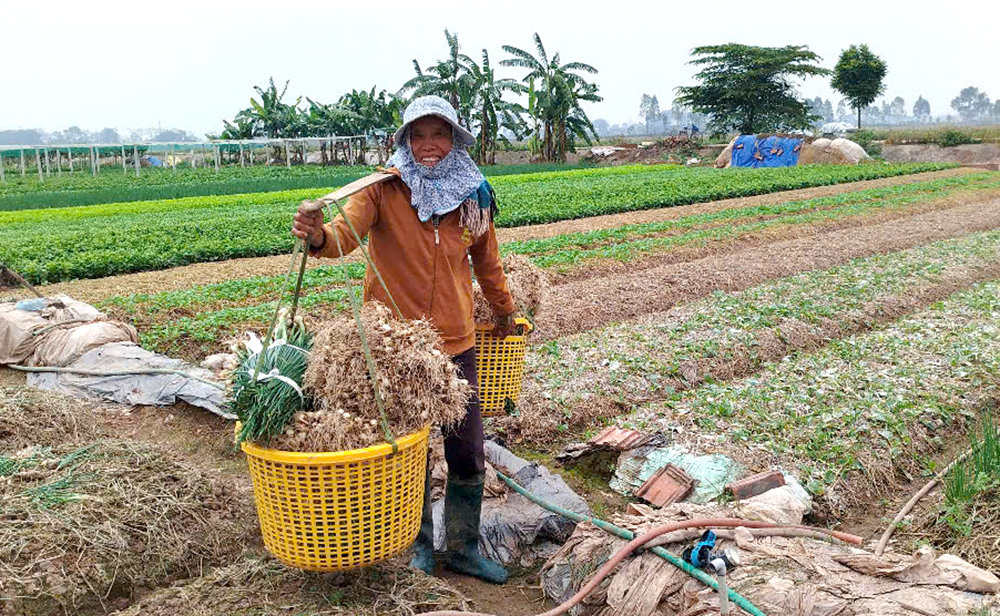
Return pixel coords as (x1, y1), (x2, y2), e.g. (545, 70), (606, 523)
(386, 133), (491, 238)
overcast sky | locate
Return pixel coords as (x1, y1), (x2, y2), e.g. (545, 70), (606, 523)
(3, 0), (998, 137)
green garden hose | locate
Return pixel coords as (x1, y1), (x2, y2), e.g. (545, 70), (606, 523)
(493, 469), (768, 616)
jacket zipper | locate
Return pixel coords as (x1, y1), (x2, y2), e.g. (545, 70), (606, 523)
(429, 215), (441, 314)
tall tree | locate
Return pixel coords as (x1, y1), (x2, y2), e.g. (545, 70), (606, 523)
(836, 99), (849, 122)
(831, 44), (888, 129)
(808, 96), (826, 125)
(502, 33), (601, 161)
(993, 100), (1000, 123)
(639, 94), (661, 134)
(913, 95), (931, 121)
(890, 96), (906, 119)
(823, 99), (835, 122)
(674, 44), (830, 135)
(670, 101), (689, 127)
(951, 86), (992, 123)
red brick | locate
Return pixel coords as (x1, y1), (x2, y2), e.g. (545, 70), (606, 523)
(727, 470), (786, 501)
(635, 464), (695, 507)
(588, 426), (650, 450)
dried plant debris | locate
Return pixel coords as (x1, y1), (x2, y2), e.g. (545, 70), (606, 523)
(113, 556), (471, 616)
(0, 439), (253, 616)
(473, 253), (549, 323)
(271, 302), (470, 452)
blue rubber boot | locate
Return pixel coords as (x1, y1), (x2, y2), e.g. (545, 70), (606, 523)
(443, 472), (509, 584)
(409, 455), (435, 575)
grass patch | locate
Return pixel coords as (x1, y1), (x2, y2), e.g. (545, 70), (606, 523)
(906, 416), (1000, 574)
(869, 124), (1000, 146)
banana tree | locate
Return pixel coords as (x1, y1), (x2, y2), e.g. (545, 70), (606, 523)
(501, 33), (602, 161)
(399, 30), (475, 127)
(464, 49), (527, 164)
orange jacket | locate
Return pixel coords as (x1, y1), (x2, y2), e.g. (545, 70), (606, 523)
(311, 170), (515, 355)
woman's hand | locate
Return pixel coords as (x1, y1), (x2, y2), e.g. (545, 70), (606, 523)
(491, 312), (518, 339)
(292, 201), (325, 248)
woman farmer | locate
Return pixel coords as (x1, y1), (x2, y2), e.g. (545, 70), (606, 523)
(291, 95), (516, 584)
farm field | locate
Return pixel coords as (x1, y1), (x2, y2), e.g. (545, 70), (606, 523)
(0, 162), (952, 284)
(0, 160), (595, 210)
(3, 161), (1000, 615)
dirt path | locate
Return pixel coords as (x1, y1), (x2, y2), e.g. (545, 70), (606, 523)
(536, 197), (1000, 339)
(29, 168), (974, 303)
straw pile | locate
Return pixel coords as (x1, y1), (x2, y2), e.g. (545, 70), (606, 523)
(270, 302), (471, 452)
(473, 254), (548, 324)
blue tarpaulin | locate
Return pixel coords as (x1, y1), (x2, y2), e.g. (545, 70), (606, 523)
(730, 135), (803, 168)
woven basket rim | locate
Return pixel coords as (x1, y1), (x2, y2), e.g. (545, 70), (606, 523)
(240, 424), (429, 465)
(474, 316), (533, 341)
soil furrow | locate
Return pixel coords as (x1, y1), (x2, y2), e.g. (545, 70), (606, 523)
(511, 261), (1000, 443)
(536, 198), (1000, 340)
(546, 186), (1000, 284)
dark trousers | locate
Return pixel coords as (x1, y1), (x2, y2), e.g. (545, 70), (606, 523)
(446, 346), (485, 479)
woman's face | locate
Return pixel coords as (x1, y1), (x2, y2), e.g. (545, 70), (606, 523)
(410, 116), (453, 167)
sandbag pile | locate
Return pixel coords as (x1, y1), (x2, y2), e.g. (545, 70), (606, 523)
(715, 136), (870, 168)
(271, 302), (471, 452)
(0, 296), (138, 367)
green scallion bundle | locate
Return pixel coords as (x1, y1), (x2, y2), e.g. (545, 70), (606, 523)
(231, 308), (313, 446)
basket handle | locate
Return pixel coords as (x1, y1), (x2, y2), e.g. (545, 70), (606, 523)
(515, 317), (534, 335)
(252, 239), (309, 383)
(327, 199), (399, 456)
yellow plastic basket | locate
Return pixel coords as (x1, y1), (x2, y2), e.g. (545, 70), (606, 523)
(240, 424), (430, 571)
(475, 317), (534, 417)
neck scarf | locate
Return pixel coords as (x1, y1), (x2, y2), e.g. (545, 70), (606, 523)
(386, 135), (487, 233)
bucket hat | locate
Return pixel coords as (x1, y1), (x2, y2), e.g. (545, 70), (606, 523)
(394, 95), (476, 150)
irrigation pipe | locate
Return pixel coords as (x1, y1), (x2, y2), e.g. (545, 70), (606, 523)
(644, 526), (857, 548)
(874, 443), (977, 556)
(425, 471), (861, 616)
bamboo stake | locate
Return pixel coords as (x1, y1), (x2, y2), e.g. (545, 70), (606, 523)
(35, 149), (43, 183)
(214, 145), (220, 173)
(0, 154), (5, 183)
(134, 145), (140, 177)
(285, 141), (291, 169)
(56, 148), (61, 175)
(20, 149), (25, 176)
(68, 147), (73, 173)
(1, 264), (43, 298)
(874, 444), (978, 555)
(43, 148), (50, 178)
(239, 142), (244, 167)
(171, 143), (176, 171)
(122, 145), (127, 172)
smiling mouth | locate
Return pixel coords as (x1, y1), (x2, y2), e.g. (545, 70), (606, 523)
(419, 156), (441, 166)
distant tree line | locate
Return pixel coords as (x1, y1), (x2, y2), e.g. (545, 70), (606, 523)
(0, 126), (198, 146)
